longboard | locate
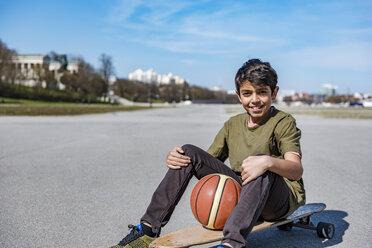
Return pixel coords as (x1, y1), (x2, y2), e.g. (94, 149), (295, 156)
(149, 203), (335, 248)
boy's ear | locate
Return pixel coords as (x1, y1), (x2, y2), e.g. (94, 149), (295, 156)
(235, 90), (242, 103)
(271, 86), (279, 100)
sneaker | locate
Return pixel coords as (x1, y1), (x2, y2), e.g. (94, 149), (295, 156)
(210, 245), (232, 248)
(110, 224), (157, 248)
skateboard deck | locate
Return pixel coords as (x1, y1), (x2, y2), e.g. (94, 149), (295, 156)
(150, 203), (334, 248)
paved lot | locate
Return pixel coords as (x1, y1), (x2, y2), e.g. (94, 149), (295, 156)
(0, 105), (371, 248)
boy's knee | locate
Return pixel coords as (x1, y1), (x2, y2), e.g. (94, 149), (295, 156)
(181, 144), (208, 162)
(250, 170), (273, 180)
(260, 170), (277, 180)
(181, 144), (199, 155)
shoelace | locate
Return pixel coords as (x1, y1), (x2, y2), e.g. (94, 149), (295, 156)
(118, 224), (144, 245)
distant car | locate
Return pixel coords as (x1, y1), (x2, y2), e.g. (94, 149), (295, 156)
(182, 100), (193, 105)
(349, 101), (363, 107)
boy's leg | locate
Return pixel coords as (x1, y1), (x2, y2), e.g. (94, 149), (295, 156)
(222, 171), (290, 248)
(141, 144), (240, 234)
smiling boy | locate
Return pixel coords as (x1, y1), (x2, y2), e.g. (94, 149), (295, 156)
(110, 59), (305, 248)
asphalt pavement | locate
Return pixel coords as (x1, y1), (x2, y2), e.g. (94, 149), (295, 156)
(0, 105), (371, 248)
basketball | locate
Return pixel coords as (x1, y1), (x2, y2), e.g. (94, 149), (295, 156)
(190, 174), (241, 230)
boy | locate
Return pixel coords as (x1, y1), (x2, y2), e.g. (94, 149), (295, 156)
(110, 59), (305, 248)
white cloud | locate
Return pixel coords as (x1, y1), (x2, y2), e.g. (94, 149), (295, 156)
(289, 42), (372, 71)
(139, 38), (231, 54)
(108, 0), (196, 25)
(138, 1), (195, 25)
(106, 0), (281, 54)
(108, 0), (143, 23)
(180, 27), (265, 42)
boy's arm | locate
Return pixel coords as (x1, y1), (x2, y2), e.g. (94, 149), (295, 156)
(241, 152), (303, 185)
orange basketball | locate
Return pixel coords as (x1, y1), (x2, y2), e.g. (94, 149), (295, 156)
(190, 174), (241, 230)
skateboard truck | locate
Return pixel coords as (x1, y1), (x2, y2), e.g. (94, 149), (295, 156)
(277, 215), (335, 239)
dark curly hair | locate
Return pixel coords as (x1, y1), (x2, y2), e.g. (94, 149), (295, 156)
(235, 59), (278, 94)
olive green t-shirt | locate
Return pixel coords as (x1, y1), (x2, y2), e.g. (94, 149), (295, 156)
(207, 107), (305, 217)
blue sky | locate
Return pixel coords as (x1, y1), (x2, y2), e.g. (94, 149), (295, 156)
(0, 0), (371, 94)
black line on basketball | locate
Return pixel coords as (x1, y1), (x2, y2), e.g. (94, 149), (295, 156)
(231, 178), (239, 203)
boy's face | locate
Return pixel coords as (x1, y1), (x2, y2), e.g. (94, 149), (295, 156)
(236, 81), (279, 123)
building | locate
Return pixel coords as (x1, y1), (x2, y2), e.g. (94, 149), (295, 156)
(322, 83), (337, 96)
(10, 54), (78, 89)
(128, 68), (157, 83)
(210, 86), (225, 92)
(11, 54), (49, 87)
(128, 68), (187, 85)
(276, 89), (296, 103)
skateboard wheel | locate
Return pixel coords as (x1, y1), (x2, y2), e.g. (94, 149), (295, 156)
(317, 222), (335, 239)
(277, 222), (292, 231)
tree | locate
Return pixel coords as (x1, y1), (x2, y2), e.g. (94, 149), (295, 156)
(61, 57), (107, 102)
(60, 71), (78, 91)
(0, 39), (17, 83)
(99, 53), (115, 98)
(325, 95), (356, 104)
(113, 79), (148, 102)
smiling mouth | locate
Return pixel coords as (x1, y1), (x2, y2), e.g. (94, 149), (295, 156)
(249, 106), (263, 112)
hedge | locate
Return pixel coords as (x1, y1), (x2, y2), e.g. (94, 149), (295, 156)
(0, 81), (97, 103)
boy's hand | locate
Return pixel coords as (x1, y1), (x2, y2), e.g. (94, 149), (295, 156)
(241, 155), (271, 185)
(166, 146), (191, 170)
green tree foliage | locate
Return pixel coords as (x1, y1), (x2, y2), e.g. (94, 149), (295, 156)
(61, 58), (107, 102)
(325, 95), (358, 104)
(113, 79), (239, 104)
(192, 86), (216, 100)
(113, 80), (191, 103)
(0, 39), (17, 83)
(113, 79), (148, 102)
(158, 83), (191, 102)
(99, 53), (114, 97)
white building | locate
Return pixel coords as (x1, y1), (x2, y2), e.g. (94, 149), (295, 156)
(128, 68), (186, 85)
(11, 55), (48, 87)
(128, 69), (158, 83)
(109, 75), (117, 85)
(210, 86), (225, 92)
(172, 75), (186, 85)
(322, 83), (337, 96)
(276, 89), (296, 103)
(10, 54), (78, 89)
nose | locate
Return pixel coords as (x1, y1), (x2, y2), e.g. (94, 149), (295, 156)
(252, 93), (259, 102)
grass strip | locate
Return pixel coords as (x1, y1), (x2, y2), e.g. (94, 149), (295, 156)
(0, 104), (151, 116)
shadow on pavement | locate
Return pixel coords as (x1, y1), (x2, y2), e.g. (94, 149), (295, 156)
(245, 210), (349, 248)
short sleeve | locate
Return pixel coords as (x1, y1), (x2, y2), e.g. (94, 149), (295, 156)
(275, 117), (302, 157)
(207, 122), (229, 162)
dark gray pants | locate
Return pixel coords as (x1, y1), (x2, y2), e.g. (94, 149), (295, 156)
(141, 144), (290, 248)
